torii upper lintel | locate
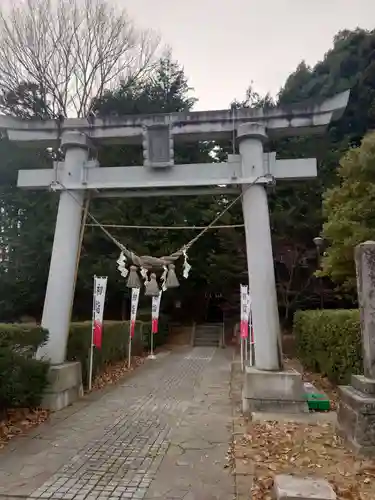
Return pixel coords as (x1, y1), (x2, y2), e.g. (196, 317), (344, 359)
(1, 90), (350, 147)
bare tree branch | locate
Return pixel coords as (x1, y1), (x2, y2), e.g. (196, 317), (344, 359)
(0, 0), (161, 117)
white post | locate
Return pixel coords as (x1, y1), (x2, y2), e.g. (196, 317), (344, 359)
(149, 328), (155, 359)
(249, 311), (255, 367)
(38, 132), (90, 364)
(240, 337), (244, 371)
(239, 123), (282, 371)
(88, 340), (94, 391)
(128, 332), (132, 369)
(88, 276), (96, 391)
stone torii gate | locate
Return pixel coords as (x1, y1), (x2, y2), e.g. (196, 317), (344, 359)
(3, 90), (349, 410)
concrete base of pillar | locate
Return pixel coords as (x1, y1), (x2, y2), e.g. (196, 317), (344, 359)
(337, 374), (375, 456)
(242, 366), (309, 415)
(42, 362), (83, 411)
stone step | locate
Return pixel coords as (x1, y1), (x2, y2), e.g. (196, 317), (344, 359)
(195, 328), (221, 332)
(195, 332), (220, 339)
(194, 340), (219, 345)
(195, 329), (221, 335)
(195, 323), (222, 328)
(195, 336), (220, 340)
(194, 339), (219, 346)
(194, 334), (220, 340)
(193, 324), (222, 346)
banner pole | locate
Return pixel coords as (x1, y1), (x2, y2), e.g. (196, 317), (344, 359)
(88, 276), (96, 391)
(249, 311), (255, 367)
(88, 340), (94, 391)
(240, 337), (244, 371)
(149, 327), (155, 359)
(249, 328), (254, 366)
(128, 330), (132, 369)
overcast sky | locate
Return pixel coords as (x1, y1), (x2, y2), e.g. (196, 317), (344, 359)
(125, 0), (375, 110)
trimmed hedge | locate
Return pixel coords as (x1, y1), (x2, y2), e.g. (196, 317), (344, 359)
(293, 309), (362, 384)
(67, 320), (145, 385)
(0, 323), (48, 355)
(0, 318), (170, 409)
(67, 316), (169, 386)
(68, 317), (169, 385)
(0, 324), (50, 412)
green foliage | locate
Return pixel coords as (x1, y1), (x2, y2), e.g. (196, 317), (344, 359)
(0, 323), (50, 411)
(293, 309), (362, 383)
(94, 55), (196, 115)
(0, 82), (52, 119)
(0, 323), (48, 354)
(0, 348), (50, 410)
(322, 132), (375, 291)
(278, 28), (375, 177)
(0, 138), (57, 320)
(270, 28), (375, 309)
(231, 84), (275, 110)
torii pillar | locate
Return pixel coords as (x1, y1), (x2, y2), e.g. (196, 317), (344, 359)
(239, 123), (309, 413)
(39, 131), (91, 410)
(39, 131), (91, 364)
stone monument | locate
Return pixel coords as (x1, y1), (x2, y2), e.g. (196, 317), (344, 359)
(337, 241), (375, 455)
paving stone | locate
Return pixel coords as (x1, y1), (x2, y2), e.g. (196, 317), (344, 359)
(234, 457), (253, 476)
(0, 347), (234, 500)
(274, 474), (336, 500)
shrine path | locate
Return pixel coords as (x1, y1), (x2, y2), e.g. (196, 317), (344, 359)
(0, 347), (235, 500)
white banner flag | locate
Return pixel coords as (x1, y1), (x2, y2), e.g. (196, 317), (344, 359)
(130, 287), (140, 338)
(247, 292), (252, 310)
(151, 292), (162, 333)
(93, 276), (108, 349)
(240, 284), (249, 339)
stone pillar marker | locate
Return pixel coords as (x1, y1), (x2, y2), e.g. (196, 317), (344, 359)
(356, 241), (375, 380)
(337, 241), (375, 455)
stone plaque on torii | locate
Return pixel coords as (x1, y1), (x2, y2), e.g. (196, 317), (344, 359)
(3, 90), (349, 411)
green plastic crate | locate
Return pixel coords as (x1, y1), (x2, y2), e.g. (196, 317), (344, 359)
(306, 392), (330, 411)
(304, 382), (330, 411)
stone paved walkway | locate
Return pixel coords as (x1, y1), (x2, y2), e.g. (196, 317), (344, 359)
(0, 347), (235, 500)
